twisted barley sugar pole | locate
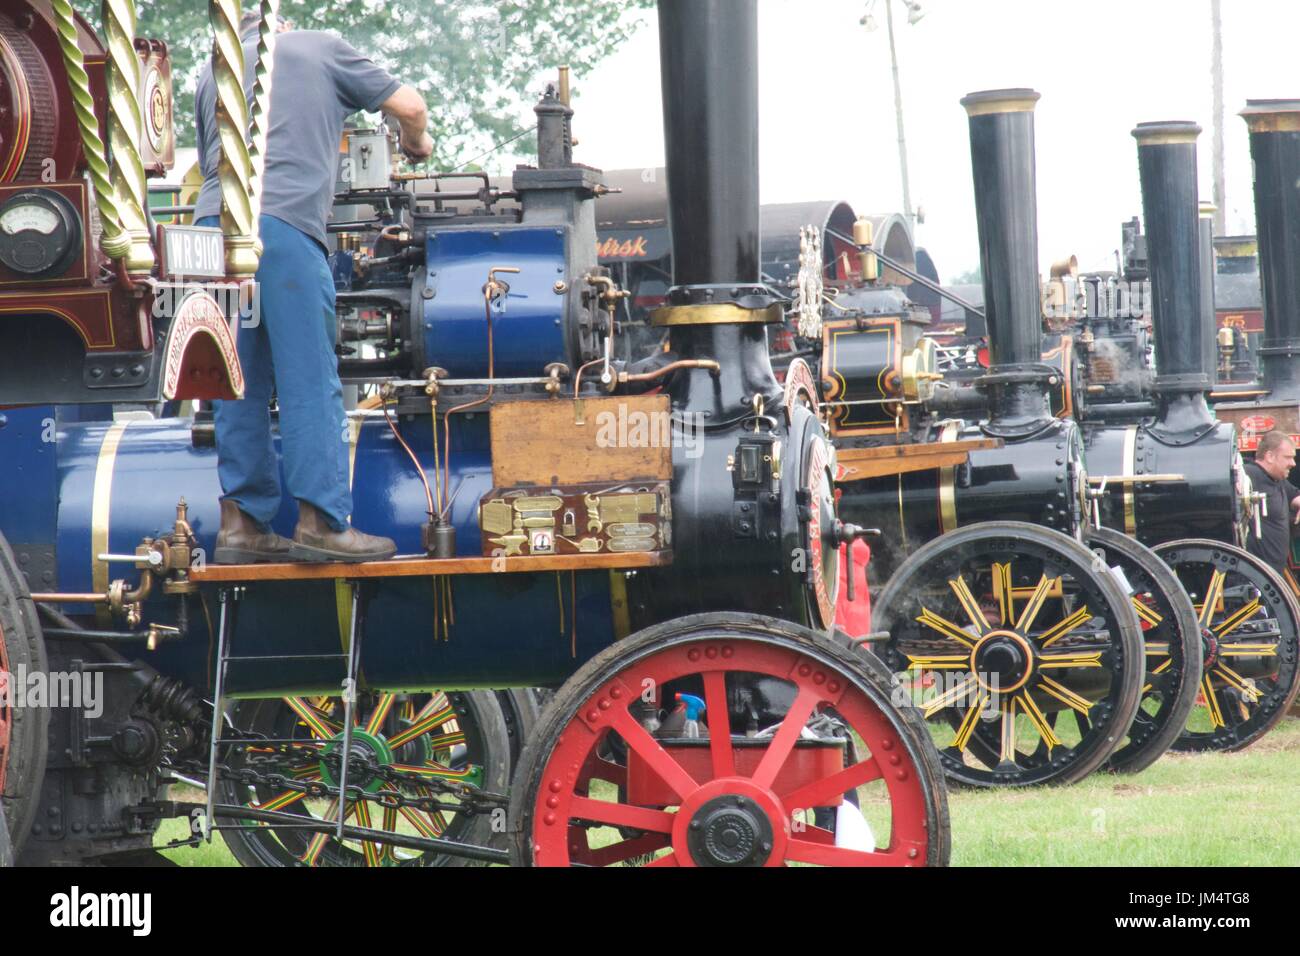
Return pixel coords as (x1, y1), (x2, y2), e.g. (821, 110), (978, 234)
(247, 0), (280, 245)
(49, 0), (131, 261)
(101, 0), (156, 276)
(209, 0), (259, 278)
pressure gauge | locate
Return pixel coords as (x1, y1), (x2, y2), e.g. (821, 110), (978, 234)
(0, 190), (82, 277)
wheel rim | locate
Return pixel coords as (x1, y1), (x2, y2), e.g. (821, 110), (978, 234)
(224, 691), (487, 867)
(1086, 530), (1202, 774)
(0, 618), (11, 797)
(523, 632), (939, 867)
(1153, 540), (1300, 752)
(876, 524), (1143, 787)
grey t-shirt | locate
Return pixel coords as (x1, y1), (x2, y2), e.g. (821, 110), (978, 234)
(194, 30), (401, 249)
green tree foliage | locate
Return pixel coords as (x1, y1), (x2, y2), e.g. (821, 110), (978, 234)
(75, 1), (652, 167)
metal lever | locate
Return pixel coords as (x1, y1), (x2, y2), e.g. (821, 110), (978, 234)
(835, 523), (881, 603)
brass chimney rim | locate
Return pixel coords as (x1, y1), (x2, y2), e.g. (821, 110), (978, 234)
(1241, 99), (1300, 133)
(960, 88), (1040, 117)
(1132, 121), (1201, 145)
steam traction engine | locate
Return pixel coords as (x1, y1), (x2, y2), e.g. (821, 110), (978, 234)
(0, 0), (952, 867)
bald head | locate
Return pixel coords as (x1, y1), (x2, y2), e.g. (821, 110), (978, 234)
(1256, 430), (1297, 481)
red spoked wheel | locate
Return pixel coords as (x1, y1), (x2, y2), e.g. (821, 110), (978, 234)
(509, 613), (949, 867)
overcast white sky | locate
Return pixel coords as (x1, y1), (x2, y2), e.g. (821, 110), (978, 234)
(551, 0), (1300, 282)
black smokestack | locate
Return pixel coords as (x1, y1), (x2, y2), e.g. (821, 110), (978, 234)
(1132, 121), (1214, 434)
(1242, 99), (1300, 398)
(1199, 202), (1219, 382)
(1133, 123), (1210, 393)
(659, 0), (760, 285)
(961, 89), (1052, 434)
(655, 0), (780, 419)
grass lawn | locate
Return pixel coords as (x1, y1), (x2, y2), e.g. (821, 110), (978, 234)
(156, 717), (1300, 867)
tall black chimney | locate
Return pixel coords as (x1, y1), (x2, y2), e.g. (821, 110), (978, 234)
(1199, 202), (1219, 382)
(961, 89), (1052, 436)
(1132, 122), (1214, 434)
(1242, 100), (1300, 399)
(655, 0), (782, 419)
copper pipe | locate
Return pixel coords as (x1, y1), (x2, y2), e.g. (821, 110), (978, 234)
(33, 593), (110, 604)
(441, 270), (517, 518)
(381, 400), (435, 519)
(619, 359), (721, 386)
(1211, 389), (1269, 399)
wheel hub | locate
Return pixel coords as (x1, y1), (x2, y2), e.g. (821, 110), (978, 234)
(972, 630), (1034, 694)
(319, 728), (395, 794)
(686, 795), (775, 867)
(1202, 628), (1219, 669)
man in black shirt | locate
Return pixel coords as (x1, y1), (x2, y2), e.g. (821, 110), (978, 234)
(1243, 430), (1300, 573)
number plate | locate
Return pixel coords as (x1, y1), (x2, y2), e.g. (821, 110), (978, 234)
(157, 224), (226, 280)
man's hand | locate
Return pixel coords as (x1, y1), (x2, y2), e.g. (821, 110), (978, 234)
(382, 85), (432, 164)
(401, 131), (434, 162)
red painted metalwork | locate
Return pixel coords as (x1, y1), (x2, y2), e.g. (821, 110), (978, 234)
(0, 618), (11, 796)
(527, 637), (935, 867)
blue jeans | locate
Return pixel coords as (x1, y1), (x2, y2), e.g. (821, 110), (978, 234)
(201, 214), (351, 531)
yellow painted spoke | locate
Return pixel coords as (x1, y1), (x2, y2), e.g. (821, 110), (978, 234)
(284, 697), (341, 739)
(1132, 599), (1163, 628)
(1219, 643), (1278, 657)
(1017, 692), (1061, 750)
(299, 799), (347, 866)
(915, 608), (977, 649)
(1214, 599), (1261, 638)
(905, 654), (969, 671)
(1016, 575), (1057, 633)
(949, 575), (990, 634)
(1147, 659), (1174, 689)
(390, 761), (477, 781)
(387, 703), (457, 750)
(1036, 675), (1093, 715)
(998, 698), (1017, 762)
(398, 803), (444, 839)
(1039, 650), (1103, 669)
(1198, 571), (1226, 628)
(1214, 665), (1262, 704)
(354, 799), (384, 868)
(1201, 674), (1226, 728)
(364, 694), (399, 736)
(380, 805), (399, 863)
(950, 690), (990, 751)
(922, 675), (979, 718)
(1144, 643), (1170, 656)
(426, 729), (468, 750)
(992, 563), (1014, 626)
(1038, 607), (1092, 648)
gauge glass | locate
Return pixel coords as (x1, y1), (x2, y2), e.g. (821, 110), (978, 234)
(1, 204), (59, 236)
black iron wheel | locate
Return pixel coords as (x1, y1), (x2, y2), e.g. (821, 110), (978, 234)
(873, 522), (1145, 787)
(218, 689), (511, 867)
(1153, 539), (1300, 752)
(1084, 528), (1202, 774)
(0, 533), (47, 858)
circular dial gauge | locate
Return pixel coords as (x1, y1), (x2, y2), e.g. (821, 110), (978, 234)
(1, 204), (59, 236)
(0, 190), (81, 277)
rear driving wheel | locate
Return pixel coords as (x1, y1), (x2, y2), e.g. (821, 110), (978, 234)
(509, 613), (950, 867)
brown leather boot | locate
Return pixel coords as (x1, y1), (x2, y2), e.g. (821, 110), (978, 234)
(214, 500), (296, 565)
(289, 501), (398, 564)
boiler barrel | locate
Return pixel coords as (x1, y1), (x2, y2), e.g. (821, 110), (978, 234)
(51, 417), (618, 695)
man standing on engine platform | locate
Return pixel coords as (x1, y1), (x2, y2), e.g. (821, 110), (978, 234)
(1243, 430), (1300, 575)
(194, 12), (433, 564)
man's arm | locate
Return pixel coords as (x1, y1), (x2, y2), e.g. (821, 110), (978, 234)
(381, 85), (433, 160)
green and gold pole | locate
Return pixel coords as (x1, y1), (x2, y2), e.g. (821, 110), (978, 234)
(49, 0), (130, 261)
(209, 0), (259, 278)
(101, 0), (156, 276)
(247, 0), (280, 236)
